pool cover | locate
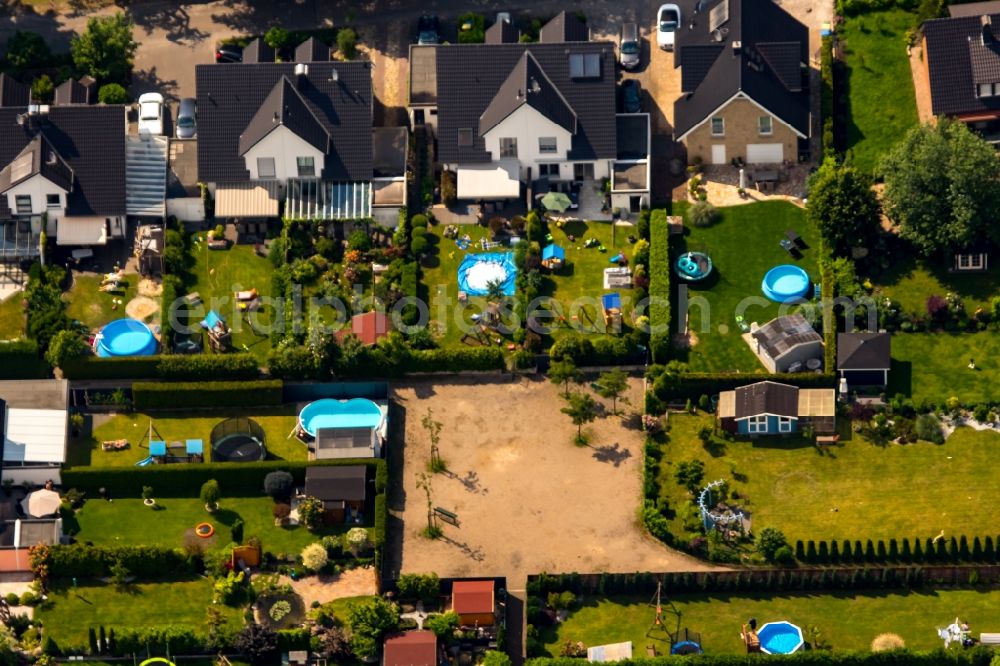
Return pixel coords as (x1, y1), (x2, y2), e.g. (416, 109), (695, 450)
(457, 252), (517, 296)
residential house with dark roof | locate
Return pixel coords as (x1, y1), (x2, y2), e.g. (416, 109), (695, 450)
(837, 331), (891, 388)
(408, 12), (650, 212)
(717, 380), (836, 435)
(383, 631), (438, 666)
(748, 313), (823, 373)
(673, 0), (810, 165)
(196, 41), (407, 225)
(0, 102), (127, 251)
(303, 465), (369, 523)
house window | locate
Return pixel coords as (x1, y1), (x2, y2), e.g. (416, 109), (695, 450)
(978, 83), (996, 98)
(457, 128), (473, 147)
(747, 415), (768, 433)
(958, 253), (985, 270)
(499, 138), (518, 158)
(257, 157), (276, 179)
(45, 194), (60, 208)
(538, 163), (560, 177)
(14, 195), (30, 215)
(711, 116), (725, 136)
(758, 115), (773, 135)
(778, 416), (793, 433)
(539, 137), (557, 153)
(296, 156), (315, 177)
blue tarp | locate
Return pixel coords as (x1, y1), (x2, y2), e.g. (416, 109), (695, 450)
(186, 439), (204, 455)
(602, 292), (622, 310)
(201, 310), (225, 330)
(149, 440), (166, 456)
(542, 244), (565, 261)
(457, 252), (517, 296)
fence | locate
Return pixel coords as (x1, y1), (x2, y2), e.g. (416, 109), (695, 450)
(210, 417), (267, 448)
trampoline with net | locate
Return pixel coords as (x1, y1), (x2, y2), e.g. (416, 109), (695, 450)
(211, 417), (267, 462)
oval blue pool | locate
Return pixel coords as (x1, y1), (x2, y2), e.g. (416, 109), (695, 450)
(95, 318), (157, 357)
(299, 398), (384, 437)
(757, 621), (804, 655)
(761, 264), (810, 303)
(674, 251), (713, 281)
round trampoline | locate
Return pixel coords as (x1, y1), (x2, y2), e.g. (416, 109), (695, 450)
(299, 398), (384, 438)
(761, 264), (810, 303)
(674, 251), (713, 281)
(210, 417), (266, 462)
(757, 621), (804, 655)
(670, 641), (703, 655)
(457, 252), (517, 297)
(95, 318), (157, 357)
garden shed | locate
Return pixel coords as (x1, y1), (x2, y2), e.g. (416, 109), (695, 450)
(303, 465), (368, 524)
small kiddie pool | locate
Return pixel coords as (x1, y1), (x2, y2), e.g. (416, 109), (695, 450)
(674, 251), (713, 281)
(457, 252), (517, 296)
(757, 621), (804, 655)
(95, 318), (157, 357)
(299, 398), (385, 438)
(761, 264), (810, 303)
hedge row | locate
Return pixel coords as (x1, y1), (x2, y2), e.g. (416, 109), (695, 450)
(42, 544), (196, 578)
(795, 535), (1000, 565)
(61, 353), (261, 380)
(527, 650), (997, 666)
(646, 367), (837, 406)
(133, 379), (283, 410)
(62, 458), (385, 498)
(821, 35), (835, 159)
(821, 263), (837, 373)
(549, 333), (642, 366)
(0, 338), (49, 379)
(374, 493), (387, 548)
(648, 210), (671, 363)
(393, 347), (505, 374)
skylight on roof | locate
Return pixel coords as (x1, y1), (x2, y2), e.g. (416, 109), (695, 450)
(569, 53), (601, 79)
(710, 0), (730, 32)
(9, 152), (32, 183)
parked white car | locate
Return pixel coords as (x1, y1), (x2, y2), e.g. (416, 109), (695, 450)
(137, 92), (164, 136)
(657, 4), (681, 51)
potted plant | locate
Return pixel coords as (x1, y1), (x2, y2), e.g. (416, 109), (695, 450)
(142, 486), (155, 507)
(200, 479), (220, 513)
(69, 413), (85, 438)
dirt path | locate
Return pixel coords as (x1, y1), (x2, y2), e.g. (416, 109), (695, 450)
(909, 44), (935, 124)
(280, 566), (377, 608)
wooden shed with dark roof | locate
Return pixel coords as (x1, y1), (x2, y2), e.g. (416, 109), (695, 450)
(837, 331), (890, 387)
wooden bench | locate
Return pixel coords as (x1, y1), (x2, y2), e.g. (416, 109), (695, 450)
(434, 506), (459, 526)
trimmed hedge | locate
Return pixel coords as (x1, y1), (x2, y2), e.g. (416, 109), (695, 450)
(61, 353), (261, 380)
(528, 650), (996, 666)
(648, 210), (671, 363)
(374, 493), (386, 547)
(647, 367), (837, 404)
(821, 263), (837, 373)
(821, 35), (835, 159)
(793, 535), (999, 565)
(133, 380), (283, 410)
(399, 347), (505, 373)
(61, 458), (386, 498)
(0, 338), (49, 379)
(42, 544), (196, 578)
(61, 356), (160, 380)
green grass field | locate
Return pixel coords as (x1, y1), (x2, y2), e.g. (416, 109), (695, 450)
(66, 495), (367, 555)
(657, 413), (1000, 543)
(190, 242), (275, 360)
(0, 291), (24, 339)
(887, 332), (1000, 404)
(875, 260), (1000, 318)
(36, 578), (243, 649)
(541, 590), (1000, 655)
(674, 202), (822, 372)
(841, 9), (919, 173)
(64, 275), (141, 332)
(69, 409), (303, 468)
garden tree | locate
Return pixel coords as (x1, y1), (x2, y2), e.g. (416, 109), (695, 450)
(422, 408), (446, 473)
(881, 119), (1000, 259)
(44, 329), (88, 368)
(561, 392), (597, 444)
(337, 28), (357, 59)
(296, 496), (324, 531)
(805, 157), (880, 256)
(673, 459), (705, 493)
(234, 623), (278, 665)
(485, 278), (506, 304)
(301, 542), (328, 571)
(595, 368), (629, 414)
(31, 75), (54, 104)
(71, 12), (139, 85)
(109, 559), (130, 589)
(756, 527), (789, 562)
(396, 573), (440, 601)
(4, 31), (51, 73)
(481, 651), (512, 666)
(548, 358), (580, 398)
(200, 479), (220, 510)
(346, 597), (400, 661)
(319, 626), (351, 660)
(425, 611), (460, 641)
(263, 471), (294, 500)
(415, 472), (439, 538)
(347, 229), (371, 251)
(345, 527), (369, 556)
(264, 26), (291, 50)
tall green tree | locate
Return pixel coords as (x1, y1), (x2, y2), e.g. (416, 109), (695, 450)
(880, 119), (1000, 259)
(5, 31), (51, 73)
(346, 597), (400, 660)
(596, 368), (630, 415)
(548, 358), (579, 398)
(71, 12), (139, 85)
(561, 392), (597, 443)
(806, 157), (880, 256)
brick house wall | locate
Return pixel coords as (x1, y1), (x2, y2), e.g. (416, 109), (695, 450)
(682, 97), (799, 165)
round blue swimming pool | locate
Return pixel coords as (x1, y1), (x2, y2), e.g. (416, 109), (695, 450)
(299, 398), (384, 437)
(757, 621), (804, 655)
(674, 252), (713, 281)
(95, 318), (157, 357)
(761, 264), (810, 303)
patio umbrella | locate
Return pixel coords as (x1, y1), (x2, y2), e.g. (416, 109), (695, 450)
(541, 191), (572, 212)
(21, 488), (61, 518)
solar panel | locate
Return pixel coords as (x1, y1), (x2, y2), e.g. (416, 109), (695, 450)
(569, 53), (584, 78)
(9, 152), (32, 183)
(710, 0), (730, 32)
(569, 53), (601, 79)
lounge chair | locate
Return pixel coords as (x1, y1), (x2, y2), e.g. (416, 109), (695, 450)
(235, 289), (259, 302)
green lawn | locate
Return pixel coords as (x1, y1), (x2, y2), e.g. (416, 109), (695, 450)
(36, 578), (242, 649)
(67, 495), (366, 556)
(675, 202), (822, 372)
(0, 291), (24, 339)
(69, 409), (303, 468)
(887, 332), (1000, 403)
(841, 9), (919, 173)
(64, 275), (141, 332)
(875, 259), (1000, 318)
(657, 413), (1000, 543)
(541, 590), (1000, 655)
(190, 242), (275, 360)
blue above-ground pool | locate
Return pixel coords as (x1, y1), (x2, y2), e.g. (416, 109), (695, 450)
(95, 318), (157, 357)
(757, 621), (804, 655)
(457, 252), (517, 296)
(674, 251), (714, 281)
(761, 264), (810, 303)
(299, 398), (384, 437)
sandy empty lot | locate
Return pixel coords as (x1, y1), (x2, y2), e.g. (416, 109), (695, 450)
(391, 375), (715, 585)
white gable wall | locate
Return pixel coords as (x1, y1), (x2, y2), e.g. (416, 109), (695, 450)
(4, 174), (68, 220)
(242, 125), (326, 181)
(482, 105), (574, 179)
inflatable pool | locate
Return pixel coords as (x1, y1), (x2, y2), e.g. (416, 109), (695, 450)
(95, 318), (157, 357)
(761, 264), (810, 303)
(457, 252), (517, 296)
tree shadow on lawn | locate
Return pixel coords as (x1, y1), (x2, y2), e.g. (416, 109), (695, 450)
(212, 508), (243, 526)
(886, 359), (912, 397)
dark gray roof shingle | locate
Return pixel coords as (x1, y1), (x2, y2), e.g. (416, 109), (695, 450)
(486, 18), (520, 44)
(243, 37), (274, 64)
(734, 381), (799, 419)
(539, 11), (589, 43)
(0, 134), (74, 193)
(837, 332), (891, 370)
(238, 76), (330, 155)
(53, 78), (90, 106)
(0, 75), (28, 108)
(616, 114), (648, 159)
(196, 61), (373, 183)
(295, 37), (329, 63)
(479, 51), (577, 136)
(304, 465), (368, 502)
(923, 13), (1000, 116)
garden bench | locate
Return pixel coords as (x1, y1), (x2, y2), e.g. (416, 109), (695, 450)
(785, 229), (803, 247)
(981, 633), (1000, 646)
(434, 506), (459, 526)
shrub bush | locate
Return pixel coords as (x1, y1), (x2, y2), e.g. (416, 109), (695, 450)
(457, 13), (486, 43)
(336, 28), (357, 59)
(40, 544), (196, 579)
(440, 171), (456, 206)
(648, 210), (671, 363)
(687, 201), (720, 228)
(97, 83), (129, 104)
(0, 339), (48, 379)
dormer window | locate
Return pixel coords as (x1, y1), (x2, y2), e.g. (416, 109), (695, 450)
(978, 82), (1000, 98)
(458, 128), (473, 147)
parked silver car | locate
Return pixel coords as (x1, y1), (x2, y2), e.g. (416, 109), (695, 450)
(619, 23), (640, 69)
(176, 97), (196, 139)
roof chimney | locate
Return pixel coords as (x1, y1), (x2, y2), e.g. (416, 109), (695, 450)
(983, 14), (994, 45)
(294, 63), (309, 77)
(732, 40), (742, 54)
(79, 75), (96, 105)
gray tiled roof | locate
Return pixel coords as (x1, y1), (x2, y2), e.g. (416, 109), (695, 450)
(54, 79), (89, 105)
(435, 42), (616, 164)
(539, 11), (589, 43)
(479, 51), (577, 136)
(238, 76), (330, 155)
(0, 75), (28, 108)
(295, 37), (329, 63)
(923, 14), (1000, 115)
(486, 18), (520, 44)
(0, 134), (75, 193)
(674, 0), (809, 138)
(837, 332), (891, 370)
(734, 381), (799, 419)
(243, 37), (275, 64)
(196, 61), (373, 183)
(0, 106), (126, 218)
